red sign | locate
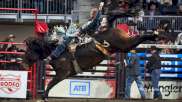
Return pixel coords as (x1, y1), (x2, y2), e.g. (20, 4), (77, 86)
(35, 21), (48, 33)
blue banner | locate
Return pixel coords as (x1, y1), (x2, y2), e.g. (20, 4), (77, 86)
(127, 53), (182, 78)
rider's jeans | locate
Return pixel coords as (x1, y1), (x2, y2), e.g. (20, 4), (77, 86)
(151, 69), (162, 98)
(125, 75), (145, 99)
(51, 36), (73, 58)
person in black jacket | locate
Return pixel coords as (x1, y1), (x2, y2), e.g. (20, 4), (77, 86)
(146, 46), (162, 99)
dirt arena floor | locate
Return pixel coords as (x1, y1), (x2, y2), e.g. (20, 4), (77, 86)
(0, 99), (182, 102)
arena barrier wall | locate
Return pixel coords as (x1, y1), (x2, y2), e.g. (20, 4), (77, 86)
(126, 44), (182, 99)
(43, 53), (119, 98)
(0, 41), (37, 99)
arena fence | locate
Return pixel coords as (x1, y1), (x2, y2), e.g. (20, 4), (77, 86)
(115, 16), (182, 32)
(0, 42), (37, 99)
(0, 0), (75, 14)
(0, 7), (40, 99)
(38, 53), (120, 98)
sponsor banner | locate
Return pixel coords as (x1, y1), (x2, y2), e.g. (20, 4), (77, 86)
(128, 53), (182, 78)
(130, 80), (182, 99)
(0, 70), (28, 98)
(48, 79), (116, 98)
(128, 53), (182, 58)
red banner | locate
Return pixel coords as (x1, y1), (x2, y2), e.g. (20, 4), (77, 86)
(35, 21), (48, 33)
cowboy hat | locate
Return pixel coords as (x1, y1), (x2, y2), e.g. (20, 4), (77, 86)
(150, 46), (158, 51)
(130, 49), (136, 53)
(8, 34), (15, 38)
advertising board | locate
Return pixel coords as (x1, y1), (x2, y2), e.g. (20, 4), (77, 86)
(0, 70), (28, 98)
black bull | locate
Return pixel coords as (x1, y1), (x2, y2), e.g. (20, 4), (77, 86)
(23, 21), (170, 100)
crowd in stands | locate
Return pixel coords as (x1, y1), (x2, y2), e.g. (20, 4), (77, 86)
(106, 0), (182, 54)
(105, 0), (182, 15)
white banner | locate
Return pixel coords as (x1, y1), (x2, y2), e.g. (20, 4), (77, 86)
(48, 79), (116, 98)
(0, 70), (28, 98)
(137, 44), (182, 49)
(130, 80), (182, 99)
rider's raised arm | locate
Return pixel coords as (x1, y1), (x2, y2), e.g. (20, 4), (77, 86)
(79, 2), (104, 35)
(79, 11), (102, 34)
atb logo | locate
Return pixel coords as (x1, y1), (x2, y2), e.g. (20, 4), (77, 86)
(70, 80), (90, 96)
(0, 74), (21, 94)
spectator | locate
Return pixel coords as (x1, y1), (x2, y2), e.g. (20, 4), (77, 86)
(177, 4), (182, 15)
(145, 1), (160, 30)
(145, 46), (162, 100)
(128, 0), (141, 8)
(160, 0), (177, 15)
(127, 20), (139, 37)
(125, 49), (145, 99)
(158, 39), (174, 54)
(5, 46), (24, 71)
(174, 29), (182, 53)
(0, 34), (15, 51)
(143, 0), (160, 9)
(145, 0), (160, 3)
(0, 34), (15, 61)
(145, 1), (160, 15)
(102, 0), (111, 14)
(116, 0), (129, 12)
(0, 34), (25, 70)
(175, 30), (182, 45)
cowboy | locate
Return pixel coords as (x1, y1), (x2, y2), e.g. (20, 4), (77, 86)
(145, 46), (162, 99)
(125, 49), (145, 99)
(44, 2), (105, 63)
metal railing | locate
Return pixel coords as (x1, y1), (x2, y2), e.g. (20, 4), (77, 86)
(116, 16), (182, 31)
(0, 0), (75, 14)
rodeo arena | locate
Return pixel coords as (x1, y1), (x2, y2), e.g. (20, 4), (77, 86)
(1, 0), (182, 102)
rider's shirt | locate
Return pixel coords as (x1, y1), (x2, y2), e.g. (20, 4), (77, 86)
(66, 23), (79, 37)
